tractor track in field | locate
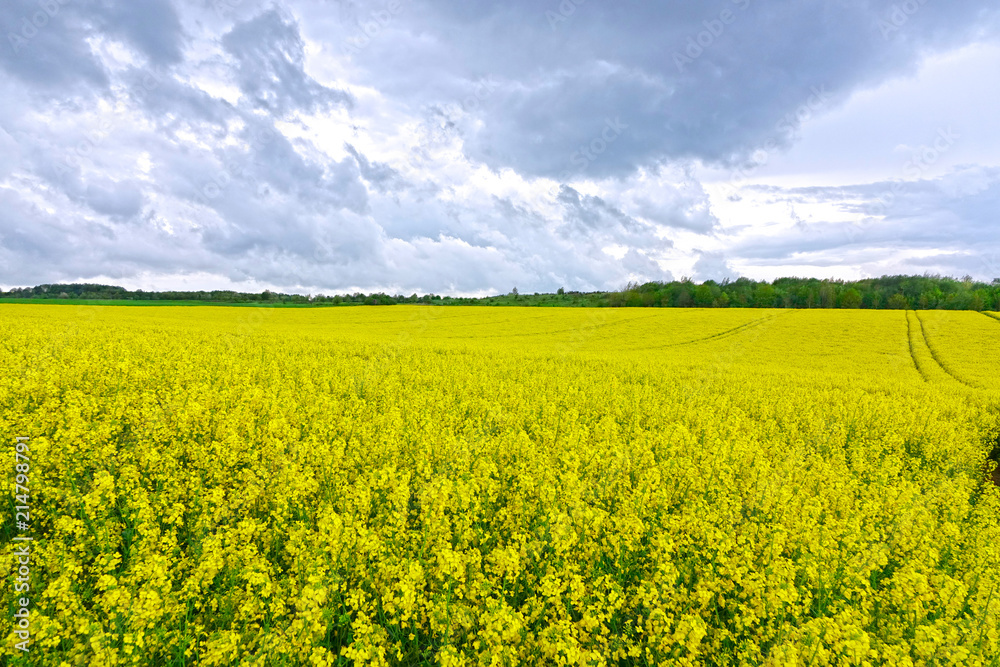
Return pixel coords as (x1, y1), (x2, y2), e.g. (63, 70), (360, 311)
(905, 311), (931, 383)
(655, 310), (796, 350)
(913, 310), (975, 388)
(458, 311), (664, 340)
(981, 311), (1000, 324)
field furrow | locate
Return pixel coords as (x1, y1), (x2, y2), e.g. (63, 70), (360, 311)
(915, 310), (1000, 389)
(906, 310), (932, 382)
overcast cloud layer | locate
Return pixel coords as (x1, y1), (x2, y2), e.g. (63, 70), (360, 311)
(1, 0), (998, 294)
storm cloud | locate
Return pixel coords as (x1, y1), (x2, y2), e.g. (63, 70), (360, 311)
(1, 0), (998, 293)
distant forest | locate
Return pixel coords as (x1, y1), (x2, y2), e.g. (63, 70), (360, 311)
(3, 275), (1000, 310)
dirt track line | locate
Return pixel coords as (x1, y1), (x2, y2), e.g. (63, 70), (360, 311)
(658, 310), (794, 350)
(913, 310), (974, 388)
(456, 311), (664, 340)
(980, 312), (1000, 324)
(905, 311), (931, 383)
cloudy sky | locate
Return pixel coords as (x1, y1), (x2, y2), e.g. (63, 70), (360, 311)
(1, 0), (999, 295)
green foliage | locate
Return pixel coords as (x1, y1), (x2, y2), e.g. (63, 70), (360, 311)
(887, 293), (909, 309)
(4, 274), (1000, 310)
(840, 289), (863, 309)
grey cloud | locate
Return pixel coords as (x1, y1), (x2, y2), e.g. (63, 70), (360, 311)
(2, 0), (998, 294)
(624, 172), (718, 233)
(89, 0), (185, 66)
(222, 9), (352, 116)
(557, 185), (668, 249)
(121, 67), (232, 129)
(345, 143), (405, 194)
(339, 0), (997, 179)
(727, 166), (1000, 278)
(0, 186), (186, 284)
(0, 0), (108, 90)
(0, 0), (184, 92)
(693, 252), (739, 282)
(163, 138), (372, 259)
(622, 249), (672, 282)
(80, 179), (144, 220)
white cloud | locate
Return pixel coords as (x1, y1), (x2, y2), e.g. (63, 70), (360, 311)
(0, 0), (998, 293)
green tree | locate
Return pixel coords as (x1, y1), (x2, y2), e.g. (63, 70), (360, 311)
(753, 284), (776, 308)
(840, 289), (862, 309)
(694, 284), (715, 307)
(971, 291), (986, 312)
(887, 294), (909, 309)
(818, 284), (835, 308)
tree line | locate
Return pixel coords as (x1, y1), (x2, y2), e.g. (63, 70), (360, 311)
(603, 275), (1000, 310)
(2, 275), (999, 310)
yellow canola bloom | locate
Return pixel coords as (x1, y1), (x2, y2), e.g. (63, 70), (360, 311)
(0, 304), (998, 666)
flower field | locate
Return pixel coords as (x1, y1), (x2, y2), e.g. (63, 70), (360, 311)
(2, 304), (999, 666)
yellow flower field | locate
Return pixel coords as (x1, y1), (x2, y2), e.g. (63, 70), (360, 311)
(1, 305), (999, 666)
